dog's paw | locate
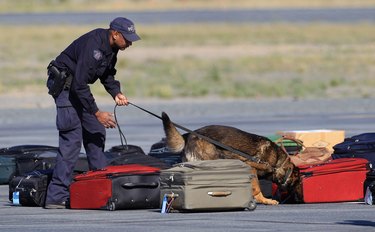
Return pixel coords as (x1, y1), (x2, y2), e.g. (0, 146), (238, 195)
(254, 194), (279, 205)
(264, 199), (279, 205)
(256, 198), (279, 205)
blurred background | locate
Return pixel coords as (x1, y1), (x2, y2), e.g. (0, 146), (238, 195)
(0, 0), (374, 109)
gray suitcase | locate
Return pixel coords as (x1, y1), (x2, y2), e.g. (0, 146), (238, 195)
(160, 159), (256, 212)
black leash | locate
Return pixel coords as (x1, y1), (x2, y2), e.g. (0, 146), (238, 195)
(113, 104), (128, 149)
(128, 102), (265, 165)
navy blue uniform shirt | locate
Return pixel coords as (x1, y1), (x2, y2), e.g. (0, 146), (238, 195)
(54, 28), (121, 114)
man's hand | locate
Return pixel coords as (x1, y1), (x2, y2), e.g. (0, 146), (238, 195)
(95, 111), (116, 128)
(115, 93), (129, 106)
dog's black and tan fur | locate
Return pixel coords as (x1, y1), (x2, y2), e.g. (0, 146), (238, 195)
(161, 112), (301, 205)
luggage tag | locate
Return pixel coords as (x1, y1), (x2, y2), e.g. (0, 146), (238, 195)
(13, 177), (28, 206)
(161, 193), (179, 213)
(161, 195), (168, 213)
(12, 192), (20, 205)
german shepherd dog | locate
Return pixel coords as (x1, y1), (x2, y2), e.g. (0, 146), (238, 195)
(161, 112), (301, 205)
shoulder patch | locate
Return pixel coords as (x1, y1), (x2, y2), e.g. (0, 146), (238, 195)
(93, 50), (103, 61)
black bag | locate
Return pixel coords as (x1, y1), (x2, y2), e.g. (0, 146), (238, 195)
(364, 170), (375, 193)
(106, 144), (146, 156)
(332, 133), (375, 167)
(148, 138), (183, 166)
(9, 169), (53, 207)
(0, 145), (89, 178)
(0, 145), (57, 155)
(0, 145), (58, 183)
(16, 151), (57, 175)
(15, 150), (89, 176)
(364, 171), (375, 205)
(105, 145), (170, 169)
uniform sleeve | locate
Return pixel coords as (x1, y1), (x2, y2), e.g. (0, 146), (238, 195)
(100, 55), (122, 99)
(70, 42), (99, 114)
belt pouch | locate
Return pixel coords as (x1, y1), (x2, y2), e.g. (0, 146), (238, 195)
(47, 63), (68, 98)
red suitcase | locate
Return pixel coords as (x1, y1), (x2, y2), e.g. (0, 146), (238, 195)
(70, 165), (160, 210)
(298, 158), (370, 203)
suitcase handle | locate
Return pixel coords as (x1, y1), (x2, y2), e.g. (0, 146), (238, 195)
(122, 182), (159, 189)
(207, 191), (232, 197)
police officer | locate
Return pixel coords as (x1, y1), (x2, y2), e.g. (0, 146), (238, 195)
(44, 17), (141, 209)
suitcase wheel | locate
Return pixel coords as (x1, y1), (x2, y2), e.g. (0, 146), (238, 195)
(246, 200), (257, 211)
(107, 201), (116, 211)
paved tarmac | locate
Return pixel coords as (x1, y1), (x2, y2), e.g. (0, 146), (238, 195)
(1, 98), (375, 231)
(1, 8), (375, 25)
(0, 185), (374, 232)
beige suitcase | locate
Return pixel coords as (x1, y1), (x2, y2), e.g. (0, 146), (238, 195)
(160, 159), (256, 212)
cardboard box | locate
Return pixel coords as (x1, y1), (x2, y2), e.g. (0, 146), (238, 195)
(276, 129), (345, 152)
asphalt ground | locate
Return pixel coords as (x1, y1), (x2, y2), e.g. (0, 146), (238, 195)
(0, 185), (374, 232)
(1, 98), (375, 231)
(1, 8), (375, 25)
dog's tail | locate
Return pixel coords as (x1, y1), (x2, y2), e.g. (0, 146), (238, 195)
(161, 112), (185, 153)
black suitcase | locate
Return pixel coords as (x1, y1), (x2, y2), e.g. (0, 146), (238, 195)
(105, 144), (170, 169)
(0, 145), (89, 184)
(148, 138), (183, 166)
(0, 145), (57, 155)
(332, 133), (375, 167)
(0, 145), (58, 184)
(364, 170), (375, 194)
(0, 145), (59, 176)
(364, 170), (375, 205)
(365, 184), (375, 205)
(9, 169), (53, 207)
(16, 151), (57, 175)
(0, 145), (89, 172)
(16, 150), (89, 176)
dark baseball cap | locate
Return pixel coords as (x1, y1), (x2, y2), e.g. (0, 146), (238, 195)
(110, 17), (141, 42)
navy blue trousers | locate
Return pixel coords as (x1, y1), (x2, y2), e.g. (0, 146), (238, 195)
(46, 90), (108, 204)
